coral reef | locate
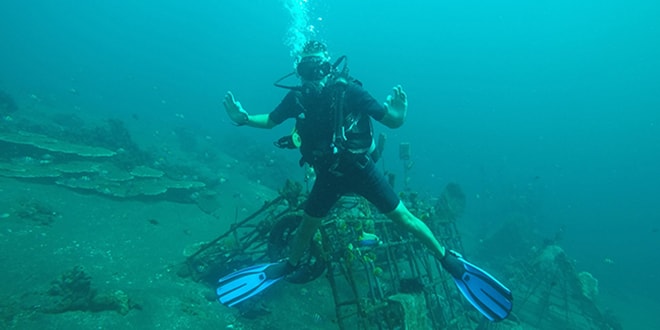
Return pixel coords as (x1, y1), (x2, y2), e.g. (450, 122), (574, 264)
(387, 294), (431, 329)
(16, 198), (60, 226)
(44, 266), (136, 315)
(578, 271), (599, 301)
(0, 131), (205, 200)
(278, 179), (304, 208)
(0, 130), (116, 158)
(510, 245), (619, 329)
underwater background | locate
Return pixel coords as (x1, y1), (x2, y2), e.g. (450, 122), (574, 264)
(1, 0), (659, 328)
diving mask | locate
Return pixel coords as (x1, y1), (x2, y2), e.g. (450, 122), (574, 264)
(296, 56), (332, 81)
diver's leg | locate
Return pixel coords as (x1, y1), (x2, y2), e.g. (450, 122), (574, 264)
(288, 169), (340, 266)
(351, 156), (447, 260)
(288, 212), (323, 265)
(385, 201), (447, 260)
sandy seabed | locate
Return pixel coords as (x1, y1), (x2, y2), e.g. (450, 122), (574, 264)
(0, 176), (338, 330)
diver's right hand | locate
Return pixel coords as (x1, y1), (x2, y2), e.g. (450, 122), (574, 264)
(223, 91), (249, 125)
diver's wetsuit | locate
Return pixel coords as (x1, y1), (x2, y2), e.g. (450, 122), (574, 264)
(269, 82), (399, 218)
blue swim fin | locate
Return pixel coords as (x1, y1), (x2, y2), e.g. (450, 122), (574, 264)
(216, 263), (284, 307)
(441, 250), (513, 321)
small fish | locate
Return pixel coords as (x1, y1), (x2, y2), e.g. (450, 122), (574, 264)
(358, 232), (381, 248)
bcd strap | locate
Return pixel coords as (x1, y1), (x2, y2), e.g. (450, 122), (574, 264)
(331, 77), (349, 154)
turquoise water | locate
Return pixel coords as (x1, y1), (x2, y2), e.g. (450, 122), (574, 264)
(2, 0), (659, 327)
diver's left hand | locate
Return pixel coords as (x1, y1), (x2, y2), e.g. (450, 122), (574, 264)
(385, 85), (408, 114)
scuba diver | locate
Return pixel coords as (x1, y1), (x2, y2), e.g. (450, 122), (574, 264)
(219, 41), (512, 321)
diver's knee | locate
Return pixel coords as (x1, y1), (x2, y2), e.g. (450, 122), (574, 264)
(386, 202), (412, 223)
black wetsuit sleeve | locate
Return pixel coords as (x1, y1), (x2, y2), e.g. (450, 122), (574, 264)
(346, 83), (387, 121)
(269, 91), (300, 125)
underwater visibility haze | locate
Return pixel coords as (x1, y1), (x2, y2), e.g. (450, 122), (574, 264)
(1, 0), (659, 328)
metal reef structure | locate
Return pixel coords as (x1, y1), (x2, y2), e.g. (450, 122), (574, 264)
(180, 177), (623, 330)
(181, 179), (484, 329)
